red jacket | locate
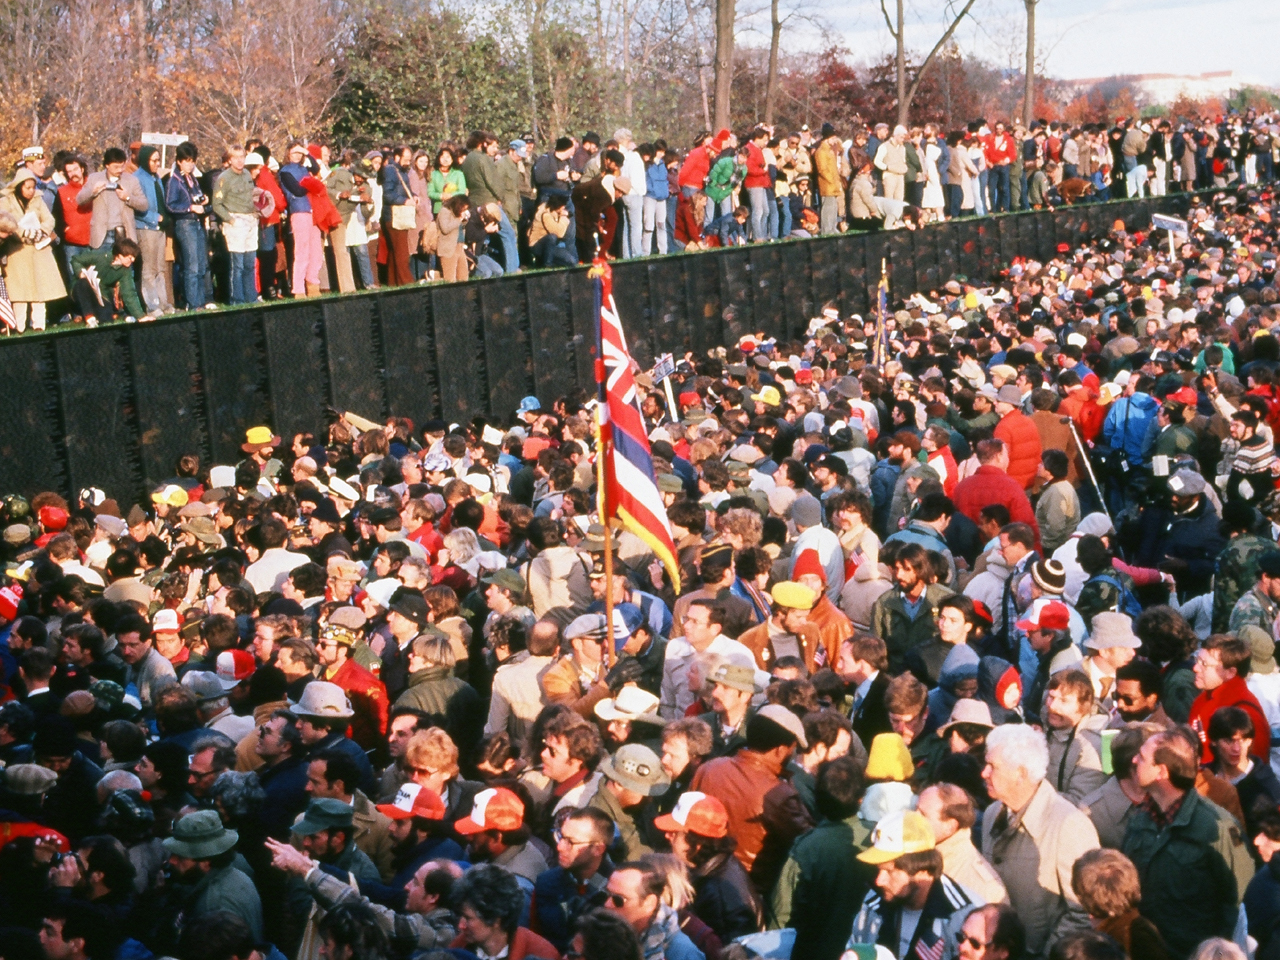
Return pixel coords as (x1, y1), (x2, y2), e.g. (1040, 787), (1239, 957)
(406, 521), (444, 563)
(326, 656), (388, 750)
(253, 168), (286, 227)
(744, 142), (770, 189)
(57, 182), (93, 246)
(303, 175), (342, 232)
(952, 465), (1040, 545)
(926, 447), (959, 497)
(993, 409), (1043, 490)
(984, 133), (1016, 166)
(1188, 675), (1271, 765)
(1060, 388), (1107, 443)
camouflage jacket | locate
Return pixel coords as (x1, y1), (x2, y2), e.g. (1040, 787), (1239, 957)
(1229, 585), (1278, 637)
(1213, 534), (1275, 633)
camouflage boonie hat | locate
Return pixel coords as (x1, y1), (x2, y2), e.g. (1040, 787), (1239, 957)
(89, 679), (126, 715)
(98, 788), (155, 843)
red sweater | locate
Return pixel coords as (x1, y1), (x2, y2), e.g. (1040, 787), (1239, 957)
(57, 181), (93, 246)
(678, 146), (713, 190)
(1188, 675), (1271, 764)
(994, 409), (1043, 490)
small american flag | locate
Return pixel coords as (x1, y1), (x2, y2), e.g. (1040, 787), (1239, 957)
(915, 931), (945, 960)
(0, 275), (14, 331)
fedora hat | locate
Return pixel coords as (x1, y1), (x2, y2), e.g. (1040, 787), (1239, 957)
(164, 809), (239, 859)
(292, 680), (354, 720)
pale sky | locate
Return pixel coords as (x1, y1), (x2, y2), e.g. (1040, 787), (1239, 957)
(783, 0), (1280, 89)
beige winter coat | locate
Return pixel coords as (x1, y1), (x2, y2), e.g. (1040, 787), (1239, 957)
(522, 545), (592, 628)
(0, 171), (65, 303)
(980, 779), (1099, 956)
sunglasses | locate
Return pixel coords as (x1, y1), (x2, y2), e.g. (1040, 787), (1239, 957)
(959, 936), (993, 951)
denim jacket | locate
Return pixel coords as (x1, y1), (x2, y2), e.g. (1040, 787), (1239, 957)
(165, 171), (206, 220)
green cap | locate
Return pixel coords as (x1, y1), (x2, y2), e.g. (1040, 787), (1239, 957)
(293, 798), (355, 836)
(657, 474), (684, 493)
(481, 568), (526, 596)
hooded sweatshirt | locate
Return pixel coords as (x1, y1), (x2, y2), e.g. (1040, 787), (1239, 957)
(926, 644), (981, 730)
(963, 549), (1011, 636)
(977, 655), (1023, 725)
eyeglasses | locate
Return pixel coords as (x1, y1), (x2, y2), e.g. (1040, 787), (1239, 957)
(409, 765), (441, 778)
(554, 830), (593, 847)
(959, 935), (993, 951)
(607, 893), (629, 908)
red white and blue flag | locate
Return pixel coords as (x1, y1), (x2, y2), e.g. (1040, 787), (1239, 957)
(591, 260), (680, 590)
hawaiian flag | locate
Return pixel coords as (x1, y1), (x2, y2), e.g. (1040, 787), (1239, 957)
(591, 260), (681, 590)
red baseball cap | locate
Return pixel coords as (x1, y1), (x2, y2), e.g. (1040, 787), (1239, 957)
(653, 792), (729, 838)
(1166, 387), (1198, 407)
(453, 787), (524, 835)
(1017, 600), (1070, 632)
(376, 782), (446, 821)
(215, 649), (256, 689)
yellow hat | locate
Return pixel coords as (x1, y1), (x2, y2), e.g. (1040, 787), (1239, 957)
(150, 484), (189, 508)
(856, 810), (936, 864)
(750, 386), (782, 407)
(770, 581), (818, 610)
(865, 733), (914, 782)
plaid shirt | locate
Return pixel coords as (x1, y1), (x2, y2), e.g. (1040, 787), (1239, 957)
(1138, 791), (1187, 830)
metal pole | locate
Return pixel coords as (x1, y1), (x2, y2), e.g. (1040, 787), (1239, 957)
(1066, 416), (1111, 523)
(594, 406), (616, 671)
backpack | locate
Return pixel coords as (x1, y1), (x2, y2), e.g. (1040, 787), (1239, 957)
(1086, 573), (1142, 621)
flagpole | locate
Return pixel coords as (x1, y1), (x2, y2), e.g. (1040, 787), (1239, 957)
(591, 261), (616, 671)
(876, 257), (888, 374)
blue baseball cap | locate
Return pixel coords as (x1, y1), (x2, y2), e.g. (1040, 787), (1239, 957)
(518, 396), (541, 415)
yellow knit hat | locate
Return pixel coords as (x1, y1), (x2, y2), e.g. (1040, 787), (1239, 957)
(865, 733), (914, 782)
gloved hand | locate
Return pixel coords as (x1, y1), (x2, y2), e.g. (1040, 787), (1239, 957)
(605, 656), (644, 694)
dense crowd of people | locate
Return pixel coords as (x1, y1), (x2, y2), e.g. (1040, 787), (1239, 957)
(3, 181), (1280, 960)
(0, 112), (1275, 330)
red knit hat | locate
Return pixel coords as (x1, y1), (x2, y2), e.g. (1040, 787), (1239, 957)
(307, 143), (324, 161)
(995, 666), (1022, 709)
(791, 549), (826, 585)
